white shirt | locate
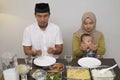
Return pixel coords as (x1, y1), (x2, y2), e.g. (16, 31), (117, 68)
(22, 22), (63, 57)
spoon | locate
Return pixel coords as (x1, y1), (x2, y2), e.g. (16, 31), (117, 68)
(99, 64), (117, 74)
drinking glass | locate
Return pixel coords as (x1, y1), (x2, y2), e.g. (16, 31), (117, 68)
(18, 64), (29, 80)
(25, 55), (33, 70)
(64, 54), (73, 68)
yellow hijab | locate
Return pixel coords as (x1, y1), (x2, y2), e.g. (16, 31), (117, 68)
(75, 12), (101, 44)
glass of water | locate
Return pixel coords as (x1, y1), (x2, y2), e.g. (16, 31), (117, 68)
(64, 54), (73, 68)
(25, 55), (33, 70)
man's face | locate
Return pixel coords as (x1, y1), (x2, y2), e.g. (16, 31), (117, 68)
(35, 12), (50, 28)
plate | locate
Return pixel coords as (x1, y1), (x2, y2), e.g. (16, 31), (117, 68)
(78, 57), (101, 68)
(33, 56), (56, 67)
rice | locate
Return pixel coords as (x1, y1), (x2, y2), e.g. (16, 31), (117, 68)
(91, 69), (114, 77)
(18, 64), (29, 74)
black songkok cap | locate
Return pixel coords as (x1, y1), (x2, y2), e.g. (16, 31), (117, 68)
(35, 3), (50, 13)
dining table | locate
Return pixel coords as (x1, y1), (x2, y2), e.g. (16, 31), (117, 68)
(18, 58), (120, 80)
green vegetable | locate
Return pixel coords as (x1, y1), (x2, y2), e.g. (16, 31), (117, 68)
(46, 73), (61, 80)
(53, 74), (61, 80)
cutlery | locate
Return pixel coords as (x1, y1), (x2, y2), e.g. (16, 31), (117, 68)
(99, 64), (117, 74)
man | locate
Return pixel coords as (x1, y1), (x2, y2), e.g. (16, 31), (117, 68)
(22, 3), (63, 58)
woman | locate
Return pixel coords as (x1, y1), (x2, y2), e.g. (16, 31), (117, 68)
(72, 12), (106, 59)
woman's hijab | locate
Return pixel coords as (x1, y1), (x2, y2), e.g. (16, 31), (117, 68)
(75, 12), (101, 44)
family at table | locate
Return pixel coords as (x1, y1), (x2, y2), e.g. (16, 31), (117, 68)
(22, 3), (106, 60)
(0, 2), (120, 80)
(21, 3), (108, 79)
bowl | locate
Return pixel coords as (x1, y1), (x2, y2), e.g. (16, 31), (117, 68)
(66, 66), (91, 80)
(90, 65), (116, 80)
(49, 63), (64, 72)
(46, 70), (62, 80)
(30, 69), (47, 80)
(46, 63), (64, 80)
(18, 64), (29, 75)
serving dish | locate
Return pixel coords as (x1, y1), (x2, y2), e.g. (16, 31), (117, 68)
(45, 63), (64, 80)
(46, 71), (62, 80)
(90, 65), (116, 80)
(66, 66), (91, 80)
(30, 69), (47, 80)
(18, 64), (29, 75)
(49, 63), (64, 72)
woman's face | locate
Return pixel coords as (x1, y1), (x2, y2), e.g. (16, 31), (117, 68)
(83, 18), (95, 32)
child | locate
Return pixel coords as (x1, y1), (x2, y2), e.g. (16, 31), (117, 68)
(81, 34), (96, 57)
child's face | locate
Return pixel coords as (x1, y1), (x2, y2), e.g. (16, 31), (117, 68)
(82, 36), (93, 45)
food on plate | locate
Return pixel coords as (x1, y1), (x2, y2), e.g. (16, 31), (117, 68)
(91, 69), (115, 80)
(67, 68), (90, 79)
(18, 64), (29, 74)
(49, 63), (64, 72)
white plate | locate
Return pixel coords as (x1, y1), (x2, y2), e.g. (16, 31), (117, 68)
(33, 56), (56, 67)
(78, 57), (101, 68)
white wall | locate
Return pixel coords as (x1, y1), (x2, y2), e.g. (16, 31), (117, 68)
(0, 0), (120, 66)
